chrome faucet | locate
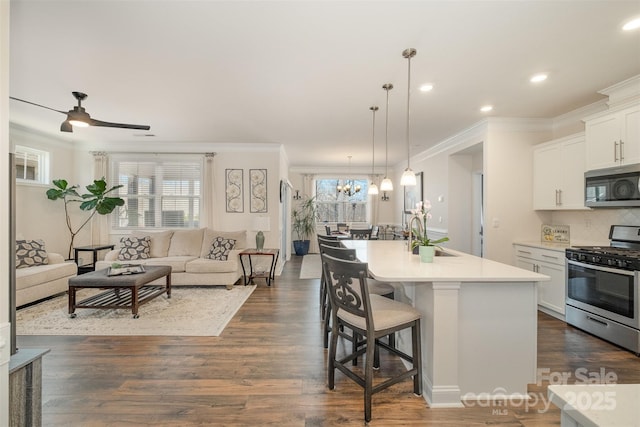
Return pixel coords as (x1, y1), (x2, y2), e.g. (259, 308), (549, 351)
(407, 214), (424, 251)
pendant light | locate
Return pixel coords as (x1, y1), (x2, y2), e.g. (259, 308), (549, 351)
(368, 106), (379, 195)
(380, 83), (394, 192)
(400, 48), (417, 187)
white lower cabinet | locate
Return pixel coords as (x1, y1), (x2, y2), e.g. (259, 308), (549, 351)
(514, 244), (566, 319)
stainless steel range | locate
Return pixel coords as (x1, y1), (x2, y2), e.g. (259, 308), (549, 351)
(565, 225), (640, 355)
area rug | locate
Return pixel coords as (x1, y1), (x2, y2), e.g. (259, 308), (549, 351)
(16, 285), (256, 337)
(299, 254), (321, 279)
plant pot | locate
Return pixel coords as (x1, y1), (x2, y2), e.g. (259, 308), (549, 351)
(293, 240), (310, 256)
(419, 245), (435, 263)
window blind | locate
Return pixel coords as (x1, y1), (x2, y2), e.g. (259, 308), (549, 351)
(110, 155), (202, 229)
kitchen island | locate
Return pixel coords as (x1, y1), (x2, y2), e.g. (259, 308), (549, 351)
(341, 240), (549, 408)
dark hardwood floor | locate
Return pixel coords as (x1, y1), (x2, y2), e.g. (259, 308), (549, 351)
(17, 255), (640, 426)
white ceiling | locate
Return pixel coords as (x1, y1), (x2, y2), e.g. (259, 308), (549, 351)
(8, 1), (640, 169)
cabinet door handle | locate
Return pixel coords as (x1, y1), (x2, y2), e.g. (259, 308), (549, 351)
(620, 140), (624, 162)
(557, 189), (562, 206)
(614, 141), (619, 162)
(555, 189), (559, 206)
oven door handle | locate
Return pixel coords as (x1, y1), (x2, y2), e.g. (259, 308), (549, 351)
(586, 315), (609, 327)
(567, 259), (636, 276)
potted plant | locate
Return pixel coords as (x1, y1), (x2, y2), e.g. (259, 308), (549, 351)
(409, 200), (449, 263)
(46, 177), (125, 259)
(292, 195), (318, 256)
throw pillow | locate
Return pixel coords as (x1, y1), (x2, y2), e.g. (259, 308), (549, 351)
(16, 239), (49, 269)
(206, 237), (236, 261)
(132, 230), (173, 258)
(117, 236), (151, 261)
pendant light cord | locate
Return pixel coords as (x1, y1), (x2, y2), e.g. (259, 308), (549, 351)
(383, 83), (393, 177)
(403, 48), (417, 170)
(370, 106), (378, 176)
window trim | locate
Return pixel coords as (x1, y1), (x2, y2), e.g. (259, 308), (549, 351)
(109, 154), (203, 231)
(14, 145), (50, 186)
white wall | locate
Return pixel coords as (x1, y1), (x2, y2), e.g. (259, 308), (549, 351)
(12, 125), (89, 258)
(482, 120), (552, 263)
(1, 0), (10, 422)
(12, 134), (286, 265)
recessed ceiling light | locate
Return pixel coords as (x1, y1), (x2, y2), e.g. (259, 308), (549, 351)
(480, 105), (493, 113)
(623, 17), (640, 31)
(530, 73), (548, 83)
(420, 84), (434, 92)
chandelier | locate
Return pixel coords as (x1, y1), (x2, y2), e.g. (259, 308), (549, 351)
(336, 156), (361, 196)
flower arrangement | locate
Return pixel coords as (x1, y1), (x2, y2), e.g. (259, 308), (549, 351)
(409, 200), (450, 250)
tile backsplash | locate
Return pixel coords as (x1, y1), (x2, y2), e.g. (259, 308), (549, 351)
(551, 208), (640, 244)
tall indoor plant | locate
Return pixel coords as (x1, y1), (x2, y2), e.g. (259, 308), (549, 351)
(46, 178), (124, 259)
(292, 195), (318, 256)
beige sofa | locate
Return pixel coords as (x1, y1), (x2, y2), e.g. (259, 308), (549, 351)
(95, 228), (246, 289)
(16, 252), (77, 307)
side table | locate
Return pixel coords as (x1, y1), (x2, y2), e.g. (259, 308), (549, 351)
(239, 248), (279, 286)
(74, 244), (115, 274)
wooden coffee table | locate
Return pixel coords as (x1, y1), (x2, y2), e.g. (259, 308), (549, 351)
(68, 265), (172, 318)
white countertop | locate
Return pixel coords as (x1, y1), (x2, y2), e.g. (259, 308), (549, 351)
(513, 240), (611, 253)
(342, 240), (549, 283)
(548, 384), (640, 427)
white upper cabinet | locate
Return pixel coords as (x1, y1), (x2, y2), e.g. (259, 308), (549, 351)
(533, 133), (587, 210)
(585, 104), (640, 170)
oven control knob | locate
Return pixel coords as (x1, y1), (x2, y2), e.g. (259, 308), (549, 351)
(591, 256), (601, 263)
(607, 259), (616, 266)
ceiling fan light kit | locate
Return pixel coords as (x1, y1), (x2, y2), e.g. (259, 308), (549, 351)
(10, 91), (150, 133)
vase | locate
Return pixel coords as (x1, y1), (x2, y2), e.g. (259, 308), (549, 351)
(419, 245), (435, 263)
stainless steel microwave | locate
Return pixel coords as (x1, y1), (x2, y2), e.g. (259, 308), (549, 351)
(585, 164), (640, 207)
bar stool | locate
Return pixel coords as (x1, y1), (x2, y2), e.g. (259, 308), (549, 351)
(319, 244), (395, 353)
(321, 253), (422, 422)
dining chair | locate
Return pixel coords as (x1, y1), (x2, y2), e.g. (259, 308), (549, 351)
(337, 223), (349, 233)
(317, 235), (344, 325)
(319, 244), (395, 355)
(325, 225), (332, 235)
(350, 228), (372, 240)
(321, 253), (422, 422)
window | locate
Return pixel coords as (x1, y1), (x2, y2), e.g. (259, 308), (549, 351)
(316, 178), (369, 223)
(110, 155), (202, 230)
(15, 145), (49, 184)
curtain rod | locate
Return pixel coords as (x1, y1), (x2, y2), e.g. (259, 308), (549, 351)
(91, 151), (216, 156)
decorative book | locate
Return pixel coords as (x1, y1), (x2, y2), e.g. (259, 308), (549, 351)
(108, 264), (145, 276)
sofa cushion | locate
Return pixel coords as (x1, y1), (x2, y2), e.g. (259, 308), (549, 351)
(16, 261), (77, 290)
(200, 229), (247, 258)
(16, 239), (49, 269)
(145, 256), (196, 273)
(186, 257), (239, 274)
(205, 237), (236, 261)
(168, 229), (204, 257)
(118, 236), (151, 261)
(132, 230), (173, 258)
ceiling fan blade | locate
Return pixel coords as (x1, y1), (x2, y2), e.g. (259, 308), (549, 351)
(90, 118), (151, 131)
(9, 96), (67, 114)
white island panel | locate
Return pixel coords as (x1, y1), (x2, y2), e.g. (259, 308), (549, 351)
(342, 240), (548, 407)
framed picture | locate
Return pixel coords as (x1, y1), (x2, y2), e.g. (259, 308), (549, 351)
(403, 172), (423, 214)
(250, 169), (267, 213)
(225, 169), (244, 213)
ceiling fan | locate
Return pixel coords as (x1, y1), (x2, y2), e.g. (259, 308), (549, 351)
(9, 91), (151, 133)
